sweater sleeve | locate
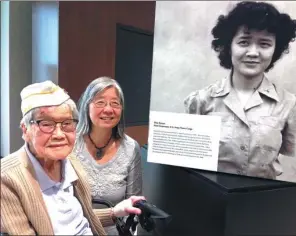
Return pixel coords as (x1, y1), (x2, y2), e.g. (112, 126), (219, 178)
(126, 141), (142, 198)
(1, 174), (36, 235)
(93, 208), (115, 227)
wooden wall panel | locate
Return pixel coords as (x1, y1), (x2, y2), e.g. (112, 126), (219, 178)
(58, 1), (155, 146)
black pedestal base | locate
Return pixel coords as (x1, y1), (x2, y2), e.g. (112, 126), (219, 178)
(140, 147), (296, 236)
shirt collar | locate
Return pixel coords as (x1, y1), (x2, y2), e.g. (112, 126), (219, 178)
(257, 75), (279, 102)
(210, 74), (232, 97)
(61, 157), (78, 190)
(211, 73), (280, 102)
(25, 143), (78, 191)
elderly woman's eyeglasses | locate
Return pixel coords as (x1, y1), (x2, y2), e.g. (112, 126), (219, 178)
(30, 119), (79, 134)
(93, 100), (122, 109)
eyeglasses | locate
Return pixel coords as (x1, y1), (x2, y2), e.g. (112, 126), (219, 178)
(93, 100), (122, 109)
(30, 119), (79, 134)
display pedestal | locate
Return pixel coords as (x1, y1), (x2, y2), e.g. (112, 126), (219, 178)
(140, 146), (296, 236)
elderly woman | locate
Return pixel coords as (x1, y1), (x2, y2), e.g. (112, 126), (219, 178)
(184, 1), (296, 180)
(73, 77), (142, 235)
(0, 81), (144, 235)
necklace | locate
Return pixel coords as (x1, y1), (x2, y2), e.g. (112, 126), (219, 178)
(88, 134), (112, 160)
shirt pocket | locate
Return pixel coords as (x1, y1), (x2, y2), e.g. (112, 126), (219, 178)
(207, 112), (233, 142)
(256, 116), (282, 152)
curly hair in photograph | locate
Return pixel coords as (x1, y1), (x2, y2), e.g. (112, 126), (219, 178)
(211, 1), (296, 71)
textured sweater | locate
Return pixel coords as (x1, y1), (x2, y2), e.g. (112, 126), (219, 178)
(74, 135), (142, 235)
(75, 135), (142, 203)
(0, 146), (114, 235)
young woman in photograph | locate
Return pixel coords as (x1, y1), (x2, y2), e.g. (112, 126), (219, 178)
(184, 1), (296, 180)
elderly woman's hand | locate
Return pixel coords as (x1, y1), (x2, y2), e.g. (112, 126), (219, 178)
(112, 196), (146, 217)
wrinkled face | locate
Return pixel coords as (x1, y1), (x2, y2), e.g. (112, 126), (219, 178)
(22, 104), (76, 161)
(89, 86), (122, 130)
(230, 26), (276, 79)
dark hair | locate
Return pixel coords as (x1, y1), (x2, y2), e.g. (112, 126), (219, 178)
(211, 1), (296, 71)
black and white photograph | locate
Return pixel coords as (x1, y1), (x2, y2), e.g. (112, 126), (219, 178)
(149, 1), (296, 182)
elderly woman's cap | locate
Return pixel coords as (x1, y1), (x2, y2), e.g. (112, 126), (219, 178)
(20, 80), (70, 116)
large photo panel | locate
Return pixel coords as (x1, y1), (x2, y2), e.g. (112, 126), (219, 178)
(148, 1), (296, 182)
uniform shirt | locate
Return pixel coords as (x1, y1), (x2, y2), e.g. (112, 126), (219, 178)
(184, 74), (296, 179)
(25, 144), (93, 235)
